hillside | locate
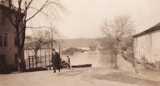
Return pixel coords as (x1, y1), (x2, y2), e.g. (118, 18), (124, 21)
(61, 38), (100, 49)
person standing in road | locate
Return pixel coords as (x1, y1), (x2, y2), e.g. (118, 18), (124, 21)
(67, 56), (71, 69)
(51, 49), (61, 73)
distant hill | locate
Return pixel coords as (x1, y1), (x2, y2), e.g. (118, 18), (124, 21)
(62, 47), (88, 55)
(24, 37), (105, 50)
(61, 38), (101, 49)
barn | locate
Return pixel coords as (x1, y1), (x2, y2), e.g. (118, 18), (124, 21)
(134, 23), (160, 66)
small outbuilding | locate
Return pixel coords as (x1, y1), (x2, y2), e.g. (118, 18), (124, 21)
(133, 23), (160, 64)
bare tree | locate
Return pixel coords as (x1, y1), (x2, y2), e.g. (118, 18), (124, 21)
(4, 0), (63, 71)
(26, 30), (55, 67)
(101, 16), (135, 69)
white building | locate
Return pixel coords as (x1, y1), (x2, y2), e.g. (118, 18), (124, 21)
(134, 23), (160, 63)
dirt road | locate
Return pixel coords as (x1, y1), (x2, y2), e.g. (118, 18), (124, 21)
(0, 68), (159, 86)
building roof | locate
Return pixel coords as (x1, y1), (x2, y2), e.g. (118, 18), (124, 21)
(0, 3), (24, 15)
(133, 23), (160, 38)
(0, 3), (13, 11)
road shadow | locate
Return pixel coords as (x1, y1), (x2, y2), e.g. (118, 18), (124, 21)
(56, 68), (89, 76)
(93, 71), (160, 86)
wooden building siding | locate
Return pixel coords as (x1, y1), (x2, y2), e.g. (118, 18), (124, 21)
(0, 4), (18, 71)
(134, 23), (160, 63)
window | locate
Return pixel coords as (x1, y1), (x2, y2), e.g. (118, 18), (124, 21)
(0, 54), (6, 64)
(0, 33), (8, 48)
(4, 33), (7, 47)
(14, 53), (18, 65)
(15, 37), (17, 46)
(0, 35), (2, 47)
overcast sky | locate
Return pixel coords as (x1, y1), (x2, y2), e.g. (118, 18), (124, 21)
(28, 0), (160, 39)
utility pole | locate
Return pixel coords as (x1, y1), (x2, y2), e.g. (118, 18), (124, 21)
(49, 26), (54, 70)
(50, 27), (54, 49)
(58, 39), (61, 58)
(50, 26), (61, 58)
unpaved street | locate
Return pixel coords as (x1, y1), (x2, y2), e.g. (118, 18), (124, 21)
(0, 68), (160, 86)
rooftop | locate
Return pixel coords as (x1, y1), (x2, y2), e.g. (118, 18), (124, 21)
(133, 22), (160, 38)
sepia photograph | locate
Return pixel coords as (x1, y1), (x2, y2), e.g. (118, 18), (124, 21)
(0, 0), (160, 86)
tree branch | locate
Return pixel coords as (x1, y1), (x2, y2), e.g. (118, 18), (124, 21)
(29, 6), (50, 17)
(26, 26), (52, 29)
(26, 0), (49, 21)
(25, 0), (34, 10)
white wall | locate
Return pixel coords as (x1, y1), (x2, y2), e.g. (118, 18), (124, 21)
(134, 30), (160, 63)
(151, 30), (160, 62)
(134, 34), (150, 61)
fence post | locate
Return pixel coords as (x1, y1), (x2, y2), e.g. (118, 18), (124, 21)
(32, 57), (34, 68)
(29, 57), (31, 69)
(45, 53), (47, 67)
(49, 50), (52, 70)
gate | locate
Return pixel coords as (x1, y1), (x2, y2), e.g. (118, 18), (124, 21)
(25, 48), (52, 70)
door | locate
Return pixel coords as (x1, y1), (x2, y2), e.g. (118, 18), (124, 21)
(0, 55), (6, 73)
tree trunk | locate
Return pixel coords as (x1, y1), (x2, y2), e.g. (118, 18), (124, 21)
(17, 47), (26, 72)
(111, 54), (118, 69)
(16, 26), (26, 72)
